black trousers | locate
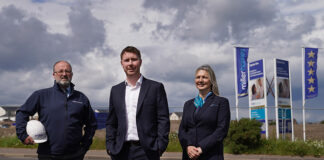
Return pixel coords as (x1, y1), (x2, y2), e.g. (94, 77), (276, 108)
(110, 141), (159, 160)
(38, 148), (85, 160)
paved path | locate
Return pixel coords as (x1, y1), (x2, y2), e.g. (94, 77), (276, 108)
(0, 148), (323, 160)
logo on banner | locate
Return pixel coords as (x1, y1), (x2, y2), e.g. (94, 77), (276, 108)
(236, 47), (249, 98)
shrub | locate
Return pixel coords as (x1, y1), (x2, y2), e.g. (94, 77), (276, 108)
(225, 118), (262, 154)
(307, 140), (324, 157)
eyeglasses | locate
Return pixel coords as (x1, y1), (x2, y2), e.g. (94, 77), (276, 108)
(54, 70), (72, 74)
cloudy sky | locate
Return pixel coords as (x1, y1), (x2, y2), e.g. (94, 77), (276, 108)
(0, 0), (323, 122)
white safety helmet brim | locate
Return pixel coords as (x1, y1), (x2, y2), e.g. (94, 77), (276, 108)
(26, 120), (48, 143)
(34, 138), (47, 143)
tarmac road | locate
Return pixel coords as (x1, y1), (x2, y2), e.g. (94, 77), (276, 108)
(0, 158), (113, 160)
(0, 157), (36, 160)
(1, 148), (324, 160)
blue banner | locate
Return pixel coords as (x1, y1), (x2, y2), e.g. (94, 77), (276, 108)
(279, 119), (292, 133)
(304, 48), (318, 99)
(249, 59), (266, 134)
(236, 47), (249, 98)
(276, 59), (291, 101)
(249, 59), (265, 103)
(276, 59), (289, 78)
(249, 59), (264, 80)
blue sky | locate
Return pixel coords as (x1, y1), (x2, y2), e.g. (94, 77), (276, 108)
(0, 0), (323, 123)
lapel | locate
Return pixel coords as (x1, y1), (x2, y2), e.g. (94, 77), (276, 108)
(195, 94), (215, 121)
(117, 82), (127, 115)
(188, 99), (197, 122)
(136, 77), (150, 115)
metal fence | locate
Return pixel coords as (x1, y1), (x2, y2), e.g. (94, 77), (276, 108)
(169, 106), (324, 141)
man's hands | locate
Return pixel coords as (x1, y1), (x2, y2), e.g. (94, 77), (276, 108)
(187, 146), (203, 159)
(24, 136), (34, 145)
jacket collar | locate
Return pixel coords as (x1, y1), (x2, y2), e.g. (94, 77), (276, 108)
(192, 93), (216, 121)
(53, 81), (75, 93)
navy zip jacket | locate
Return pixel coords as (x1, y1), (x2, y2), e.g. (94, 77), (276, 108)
(16, 82), (97, 155)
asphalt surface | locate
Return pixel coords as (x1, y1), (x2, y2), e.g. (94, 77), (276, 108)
(0, 148), (324, 160)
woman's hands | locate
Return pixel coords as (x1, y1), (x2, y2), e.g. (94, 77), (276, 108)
(187, 146), (203, 159)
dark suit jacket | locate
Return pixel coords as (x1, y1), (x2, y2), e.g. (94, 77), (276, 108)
(178, 94), (230, 160)
(106, 77), (170, 157)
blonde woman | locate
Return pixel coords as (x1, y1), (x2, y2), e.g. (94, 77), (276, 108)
(178, 64), (230, 160)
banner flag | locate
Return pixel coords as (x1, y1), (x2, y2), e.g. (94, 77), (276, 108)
(304, 48), (318, 99)
(236, 47), (249, 98)
(249, 59), (267, 134)
(275, 59), (292, 134)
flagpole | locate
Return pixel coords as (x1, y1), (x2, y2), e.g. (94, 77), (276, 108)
(263, 58), (269, 139)
(302, 47), (306, 142)
(289, 61), (295, 141)
(233, 47), (239, 121)
(247, 60), (251, 119)
(274, 58), (279, 139)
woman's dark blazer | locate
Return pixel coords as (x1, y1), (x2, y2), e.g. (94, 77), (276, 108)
(178, 94), (230, 160)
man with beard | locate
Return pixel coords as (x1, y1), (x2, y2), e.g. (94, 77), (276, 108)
(16, 60), (97, 160)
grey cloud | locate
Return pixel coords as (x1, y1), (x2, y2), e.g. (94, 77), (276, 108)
(141, 46), (231, 85)
(143, 0), (317, 49)
(308, 38), (323, 47)
(144, 0), (277, 43)
(247, 13), (316, 50)
(0, 5), (65, 71)
(68, 3), (106, 54)
(142, 48), (198, 83)
(131, 22), (143, 31)
(143, 0), (197, 11)
(0, 3), (106, 72)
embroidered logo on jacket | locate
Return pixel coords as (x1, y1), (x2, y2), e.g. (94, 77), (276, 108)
(72, 100), (83, 104)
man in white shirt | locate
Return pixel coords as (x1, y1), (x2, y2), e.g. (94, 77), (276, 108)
(106, 46), (170, 160)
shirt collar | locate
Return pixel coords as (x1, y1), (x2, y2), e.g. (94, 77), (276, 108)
(66, 86), (71, 93)
(125, 75), (143, 87)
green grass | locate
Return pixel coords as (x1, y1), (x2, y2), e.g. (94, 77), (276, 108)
(90, 137), (106, 150)
(0, 136), (38, 148)
(234, 139), (324, 157)
(166, 132), (182, 152)
(1, 134), (323, 157)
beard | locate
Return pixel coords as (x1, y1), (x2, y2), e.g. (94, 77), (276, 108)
(56, 79), (71, 88)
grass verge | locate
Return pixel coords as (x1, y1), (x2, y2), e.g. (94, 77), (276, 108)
(1, 134), (323, 158)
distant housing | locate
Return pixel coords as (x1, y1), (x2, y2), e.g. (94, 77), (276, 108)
(170, 112), (183, 121)
(0, 105), (20, 121)
(1, 106), (184, 122)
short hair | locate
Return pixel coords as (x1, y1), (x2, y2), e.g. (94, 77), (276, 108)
(195, 64), (219, 96)
(120, 46), (141, 60)
(53, 60), (72, 72)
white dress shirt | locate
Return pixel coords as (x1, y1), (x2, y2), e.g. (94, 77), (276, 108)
(125, 75), (143, 141)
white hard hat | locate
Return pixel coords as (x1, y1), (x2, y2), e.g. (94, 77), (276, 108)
(26, 120), (47, 143)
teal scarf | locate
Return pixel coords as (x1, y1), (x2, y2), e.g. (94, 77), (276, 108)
(194, 92), (212, 108)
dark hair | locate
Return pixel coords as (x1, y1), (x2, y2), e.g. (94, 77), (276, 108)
(120, 46), (141, 60)
(53, 60), (72, 72)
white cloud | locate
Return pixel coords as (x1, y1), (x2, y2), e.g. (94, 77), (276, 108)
(0, 0), (324, 123)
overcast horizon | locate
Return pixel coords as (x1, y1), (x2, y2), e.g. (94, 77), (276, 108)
(0, 0), (323, 123)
